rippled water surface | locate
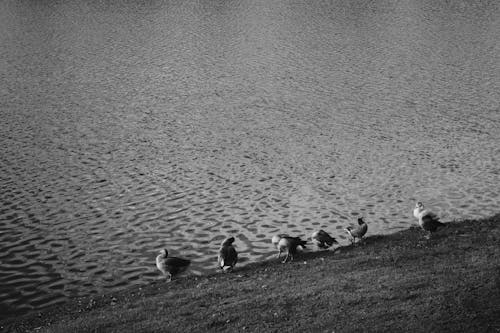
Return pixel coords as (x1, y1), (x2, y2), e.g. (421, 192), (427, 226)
(1, 0), (499, 317)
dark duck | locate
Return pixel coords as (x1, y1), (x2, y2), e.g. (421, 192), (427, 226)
(218, 236), (238, 272)
(345, 217), (368, 244)
(311, 230), (338, 250)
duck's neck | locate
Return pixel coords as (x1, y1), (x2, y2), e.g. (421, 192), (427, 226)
(414, 207), (423, 217)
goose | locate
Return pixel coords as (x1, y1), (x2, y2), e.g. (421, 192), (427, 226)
(218, 236), (238, 272)
(345, 217), (368, 244)
(413, 202), (445, 238)
(276, 236), (307, 263)
(156, 248), (191, 281)
(311, 230), (338, 250)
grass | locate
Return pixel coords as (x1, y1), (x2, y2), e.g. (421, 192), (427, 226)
(2, 214), (500, 333)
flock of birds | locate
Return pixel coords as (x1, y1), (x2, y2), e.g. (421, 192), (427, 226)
(156, 201), (445, 281)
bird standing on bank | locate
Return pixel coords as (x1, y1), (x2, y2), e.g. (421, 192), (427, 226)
(413, 202), (445, 239)
(345, 217), (368, 244)
(311, 230), (338, 250)
(156, 248), (191, 281)
(218, 236), (238, 272)
(274, 235), (307, 263)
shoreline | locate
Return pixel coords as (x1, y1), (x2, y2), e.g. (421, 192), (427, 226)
(2, 214), (500, 332)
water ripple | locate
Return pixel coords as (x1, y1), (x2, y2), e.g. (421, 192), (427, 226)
(1, 0), (499, 318)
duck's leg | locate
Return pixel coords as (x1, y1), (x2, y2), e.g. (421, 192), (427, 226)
(277, 249), (282, 259)
(282, 252), (289, 263)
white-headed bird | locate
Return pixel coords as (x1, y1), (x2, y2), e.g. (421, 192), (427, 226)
(271, 234), (289, 249)
(218, 236), (238, 272)
(345, 217), (368, 244)
(311, 230), (338, 250)
(413, 202), (445, 238)
(156, 248), (191, 281)
(274, 235), (307, 263)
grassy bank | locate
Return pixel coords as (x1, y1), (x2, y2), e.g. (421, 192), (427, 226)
(2, 215), (500, 333)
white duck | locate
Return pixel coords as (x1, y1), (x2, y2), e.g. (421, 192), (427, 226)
(273, 235), (307, 263)
(413, 202), (445, 238)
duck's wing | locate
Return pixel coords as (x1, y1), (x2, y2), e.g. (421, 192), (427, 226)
(292, 236), (306, 242)
(421, 215), (445, 231)
(316, 230), (327, 237)
(349, 224), (365, 237)
(431, 219), (445, 227)
(311, 231), (326, 247)
(230, 247), (238, 266)
(325, 236), (337, 246)
(296, 237), (307, 248)
(420, 215), (438, 229)
(166, 256), (191, 268)
(421, 209), (439, 220)
(313, 239), (328, 248)
(357, 223), (368, 237)
(220, 246), (238, 267)
(280, 236), (307, 251)
(317, 230), (333, 242)
(313, 231), (336, 247)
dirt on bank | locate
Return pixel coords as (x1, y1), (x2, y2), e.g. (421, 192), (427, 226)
(2, 214), (500, 333)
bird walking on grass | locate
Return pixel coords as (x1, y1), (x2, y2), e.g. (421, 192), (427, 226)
(218, 236), (238, 272)
(345, 217), (368, 244)
(156, 249), (191, 281)
(311, 230), (338, 250)
(413, 202), (445, 239)
(272, 235), (307, 263)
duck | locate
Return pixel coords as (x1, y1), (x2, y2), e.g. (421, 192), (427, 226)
(311, 230), (338, 250)
(218, 236), (238, 272)
(345, 217), (368, 244)
(275, 235), (307, 263)
(413, 202), (445, 238)
(156, 248), (191, 281)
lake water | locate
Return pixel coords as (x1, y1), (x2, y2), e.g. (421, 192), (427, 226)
(1, 0), (499, 317)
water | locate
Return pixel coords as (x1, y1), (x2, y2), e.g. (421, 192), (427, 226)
(1, 0), (499, 317)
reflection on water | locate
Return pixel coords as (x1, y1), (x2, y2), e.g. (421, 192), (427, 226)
(1, 0), (499, 317)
